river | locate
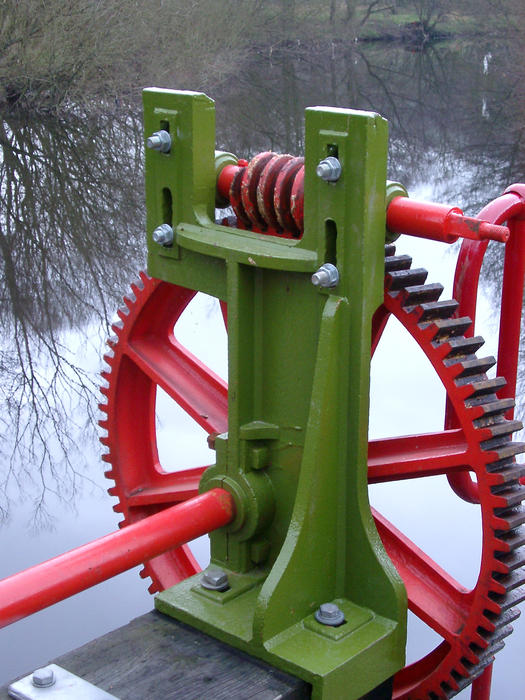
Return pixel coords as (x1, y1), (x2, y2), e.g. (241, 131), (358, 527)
(0, 37), (524, 698)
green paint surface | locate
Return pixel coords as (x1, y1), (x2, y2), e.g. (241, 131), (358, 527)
(144, 89), (406, 699)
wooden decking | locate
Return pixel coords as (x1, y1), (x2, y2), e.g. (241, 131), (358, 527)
(1, 610), (310, 699)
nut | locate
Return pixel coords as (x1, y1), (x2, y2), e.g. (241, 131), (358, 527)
(315, 602), (345, 627)
(311, 263), (339, 288)
(146, 130), (171, 153)
(316, 156), (342, 182)
(200, 568), (230, 592)
(32, 667), (55, 688)
(152, 224), (174, 246)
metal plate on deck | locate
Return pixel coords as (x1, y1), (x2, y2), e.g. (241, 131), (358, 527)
(8, 665), (119, 700)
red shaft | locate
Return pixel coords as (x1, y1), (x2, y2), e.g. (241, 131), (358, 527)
(386, 196), (509, 244)
(214, 158), (509, 243)
(471, 664), (493, 700)
(0, 488), (234, 629)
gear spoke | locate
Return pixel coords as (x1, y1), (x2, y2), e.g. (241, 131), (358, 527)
(127, 336), (228, 435)
(368, 430), (473, 483)
(126, 467), (207, 507)
(373, 508), (471, 642)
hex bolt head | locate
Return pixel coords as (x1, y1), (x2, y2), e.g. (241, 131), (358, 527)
(201, 568), (230, 592)
(315, 602), (345, 627)
(316, 156), (342, 182)
(311, 263), (339, 288)
(146, 130), (171, 153)
(152, 224), (174, 246)
(32, 667), (56, 688)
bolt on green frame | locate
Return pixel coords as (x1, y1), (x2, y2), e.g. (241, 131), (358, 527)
(143, 88), (407, 700)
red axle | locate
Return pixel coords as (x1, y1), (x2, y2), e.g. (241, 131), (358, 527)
(216, 154), (509, 243)
(0, 488), (234, 629)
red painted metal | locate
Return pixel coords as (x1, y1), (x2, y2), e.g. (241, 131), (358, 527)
(471, 664), (493, 700)
(0, 488), (234, 629)
(215, 154), (512, 244)
(99, 247), (524, 697)
(386, 196), (509, 244)
(99, 272), (228, 592)
(371, 266), (524, 698)
(445, 187), (525, 504)
(96, 165), (525, 697)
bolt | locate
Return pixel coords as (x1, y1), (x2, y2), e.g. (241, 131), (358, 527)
(201, 567), (230, 592)
(32, 667), (56, 688)
(152, 224), (174, 246)
(316, 156), (342, 182)
(311, 263), (339, 288)
(315, 602), (345, 627)
(146, 130), (171, 153)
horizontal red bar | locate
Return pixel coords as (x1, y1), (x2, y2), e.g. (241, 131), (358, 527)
(0, 488), (234, 629)
(386, 196), (509, 244)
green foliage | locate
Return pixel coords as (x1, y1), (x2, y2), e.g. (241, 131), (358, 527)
(0, 0), (261, 112)
(0, 0), (520, 113)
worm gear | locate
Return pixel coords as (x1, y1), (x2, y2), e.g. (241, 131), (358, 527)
(99, 244), (525, 699)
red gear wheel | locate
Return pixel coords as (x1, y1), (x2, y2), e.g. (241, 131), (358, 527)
(99, 245), (525, 699)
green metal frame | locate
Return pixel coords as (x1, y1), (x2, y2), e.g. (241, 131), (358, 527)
(143, 88), (407, 700)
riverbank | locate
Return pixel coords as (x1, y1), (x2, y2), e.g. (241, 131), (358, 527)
(0, 1), (520, 115)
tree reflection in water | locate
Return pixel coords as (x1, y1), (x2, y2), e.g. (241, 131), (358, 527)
(0, 107), (145, 522)
(0, 36), (524, 520)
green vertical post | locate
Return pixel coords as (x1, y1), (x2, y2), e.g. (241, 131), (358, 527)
(144, 89), (406, 699)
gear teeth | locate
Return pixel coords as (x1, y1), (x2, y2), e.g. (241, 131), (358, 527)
(384, 243), (396, 257)
(489, 587), (525, 611)
(483, 607), (521, 633)
(439, 335), (484, 359)
(473, 398), (516, 425)
(495, 548), (525, 573)
(377, 251), (525, 696)
(486, 442), (525, 464)
(445, 356), (496, 379)
(112, 503), (124, 514)
(386, 267), (428, 291)
(495, 527), (525, 552)
(487, 464), (525, 486)
(421, 317), (472, 342)
(480, 419), (523, 442)
(384, 254), (412, 273)
(477, 623), (514, 647)
(460, 376), (507, 402)
(471, 639), (505, 667)
(130, 281), (143, 296)
(417, 299), (459, 322)
(491, 485), (525, 509)
(117, 306), (130, 321)
(494, 506), (525, 530)
(402, 282), (444, 307)
(111, 319), (124, 334)
(107, 333), (118, 348)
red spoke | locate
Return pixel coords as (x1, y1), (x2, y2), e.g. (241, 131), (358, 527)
(127, 467), (207, 507)
(368, 430), (472, 483)
(126, 336), (228, 435)
(373, 508), (472, 642)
